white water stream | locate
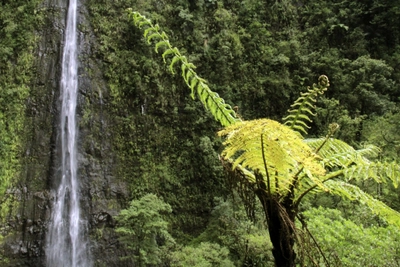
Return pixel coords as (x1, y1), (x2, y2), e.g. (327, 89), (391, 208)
(46, 0), (91, 266)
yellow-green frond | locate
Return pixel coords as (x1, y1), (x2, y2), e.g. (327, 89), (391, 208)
(326, 180), (400, 228)
(304, 138), (380, 168)
(293, 169), (344, 205)
(218, 119), (325, 195)
(343, 161), (400, 187)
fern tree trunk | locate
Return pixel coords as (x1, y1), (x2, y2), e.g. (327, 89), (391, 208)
(255, 184), (296, 267)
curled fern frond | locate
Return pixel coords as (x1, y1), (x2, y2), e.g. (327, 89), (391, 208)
(283, 75), (329, 135)
(127, 10), (240, 127)
(318, 74), (330, 88)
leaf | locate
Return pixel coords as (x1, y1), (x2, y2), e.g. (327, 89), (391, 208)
(219, 119), (325, 194)
(162, 48), (176, 63)
(185, 69), (193, 84)
(197, 83), (208, 102)
(147, 33), (161, 44)
(155, 40), (170, 53)
(139, 20), (151, 28)
(143, 27), (154, 38)
(160, 31), (168, 39)
(343, 161), (400, 186)
(190, 76), (199, 97)
(326, 180), (400, 228)
(129, 10), (240, 127)
(169, 55), (181, 74)
(304, 138), (379, 169)
(283, 76), (329, 136)
(181, 63), (187, 78)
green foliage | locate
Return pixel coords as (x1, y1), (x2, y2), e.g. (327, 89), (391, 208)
(283, 75), (329, 135)
(218, 103), (400, 227)
(304, 137), (400, 196)
(93, 1), (400, 265)
(115, 194), (175, 266)
(0, 0), (43, 211)
(297, 0), (399, 141)
(193, 197), (274, 266)
(302, 207), (400, 266)
(296, 137), (400, 226)
(304, 137), (380, 169)
(88, 0), (230, 240)
(325, 180), (400, 228)
(313, 98), (367, 144)
(217, 76), (400, 266)
(127, 9), (240, 127)
(170, 242), (234, 267)
(219, 119), (325, 195)
(362, 111), (400, 160)
(126, 8), (400, 257)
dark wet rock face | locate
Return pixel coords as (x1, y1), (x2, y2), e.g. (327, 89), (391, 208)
(0, 0), (129, 266)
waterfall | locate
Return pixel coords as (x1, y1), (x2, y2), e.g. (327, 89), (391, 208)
(46, 0), (91, 266)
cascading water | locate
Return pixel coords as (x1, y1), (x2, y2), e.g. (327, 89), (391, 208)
(46, 0), (91, 266)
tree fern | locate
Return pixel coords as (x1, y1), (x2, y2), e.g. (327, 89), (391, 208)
(218, 99), (400, 266)
(127, 9), (240, 127)
(124, 11), (400, 265)
(282, 75), (329, 135)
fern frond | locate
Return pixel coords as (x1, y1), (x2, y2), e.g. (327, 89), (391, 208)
(326, 180), (400, 228)
(303, 169), (330, 193)
(294, 138), (400, 207)
(220, 156), (257, 183)
(293, 169), (344, 206)
(148, 33), (162, 44)
(218, 119), (325, 195)
(127, 10), (240, 127)
(343, 161), (400, 186)
(283, 75), (329, 136)
(304, 138), (380, 168)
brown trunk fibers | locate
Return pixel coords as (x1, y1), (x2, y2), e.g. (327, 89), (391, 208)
(255, 177), (297, 267)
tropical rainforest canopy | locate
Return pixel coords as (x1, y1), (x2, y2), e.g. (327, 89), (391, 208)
(1, 0), (400, 266)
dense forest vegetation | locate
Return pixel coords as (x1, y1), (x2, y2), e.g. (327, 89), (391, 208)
(1, 0), (400, 266)
(88, 0), (400, 265)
